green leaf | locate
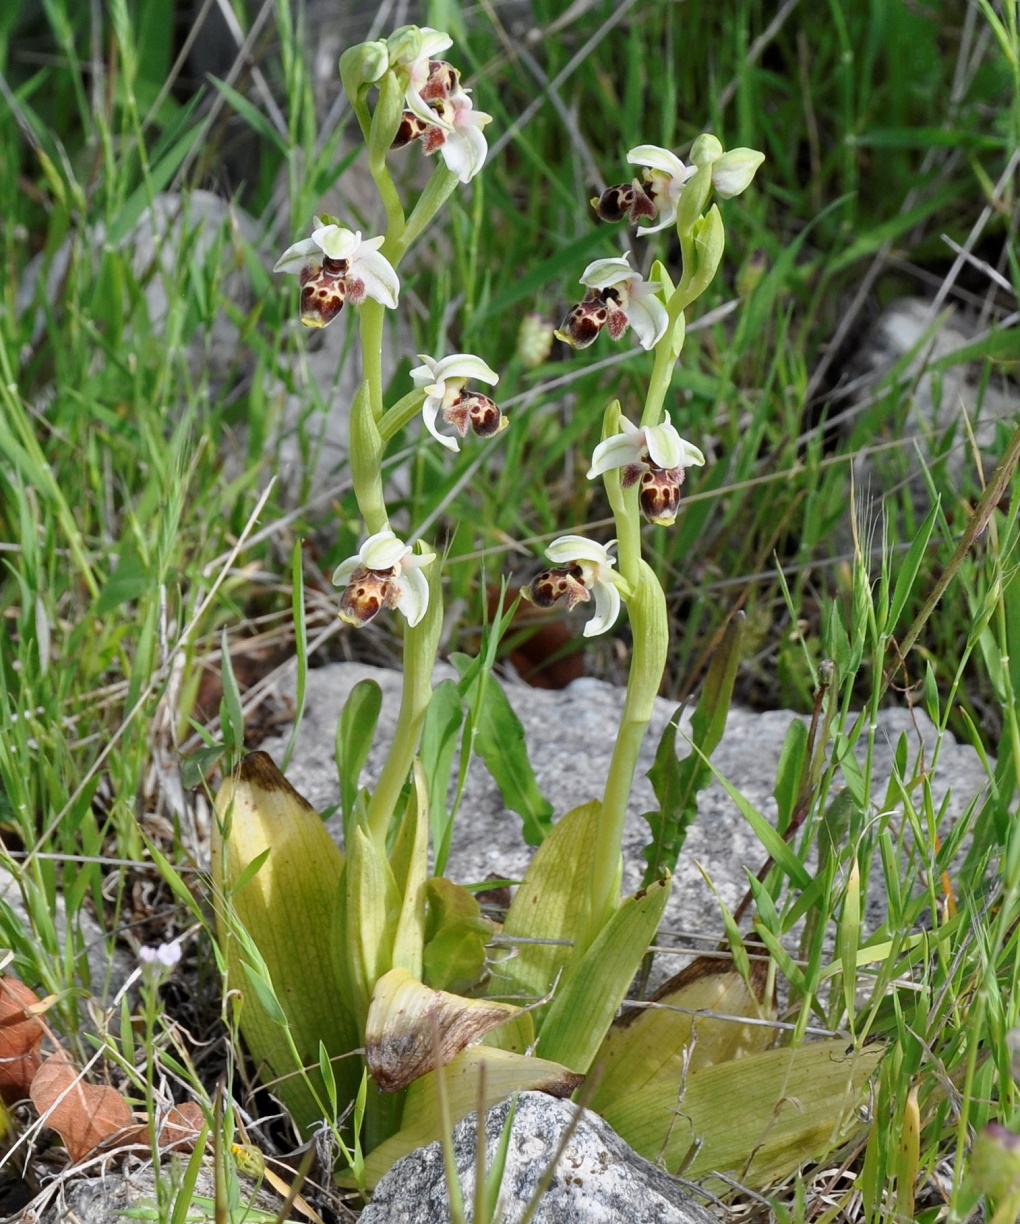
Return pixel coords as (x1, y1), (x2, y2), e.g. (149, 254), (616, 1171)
(420, 680), (464, 876)
(241, 960), (289, 1027)
(496, 801), (601, 1000)
(423, 877), (493, 993)
(319, 1040), (338, 1115)
(640, 614), (744, 887)
(452, 656), (552, 846)
(205, 75), (290, 156)
(888, 497), (940, 631)
(773, 719), (808, 835)
(536, 876), (671, 1073)
(336, 680), (383, 836)
(691, 745), (812, 890)
(178, 744), (227, 791)
(94, 542), (149, 614)
(219, 629), (245, 754)
(357, 1047), (582, 1189)
(281, 539), (307, 772)
(604, 1039), (882, 1192)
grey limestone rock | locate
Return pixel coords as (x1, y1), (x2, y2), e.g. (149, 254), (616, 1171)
(847, 296), (1017, 501)
(260, 661), (992, 961)
(358, 1092), (717, 1224)
(21, 1160), (280, 1224)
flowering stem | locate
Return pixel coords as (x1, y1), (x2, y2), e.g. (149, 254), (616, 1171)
(641, 332), (678, 432)
(366, 558), (443, 845)
(349, 380), (389, 534)
(603, 469), (642, 590)
(589, 560), (668, 933)
(359, 300), (386, 424)
(389, 166), (460, 265)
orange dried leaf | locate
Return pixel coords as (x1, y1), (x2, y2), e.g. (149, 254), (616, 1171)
(0, 978), (46, 1105)
(156, 1102), (205, 1151)
(30, 1052), (134, 1163)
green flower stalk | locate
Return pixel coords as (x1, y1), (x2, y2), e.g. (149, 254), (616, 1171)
(545, 133), (763, 940)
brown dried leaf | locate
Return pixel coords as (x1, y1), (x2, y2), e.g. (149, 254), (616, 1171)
(156, 1102), (204, 1151)
(366, 967), (519, 1092)
(0, 977), (46, 1105)
(30, 1052), (134, 1163)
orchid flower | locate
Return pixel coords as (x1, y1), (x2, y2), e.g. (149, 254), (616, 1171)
(524, 536), (622, 638)
(332, 530), (435, 628)
(387, 26), (455, 126)
(625, 145), (698, 234)
(274, 219), (399, 328)
(410, 353), (504, 451)
(424, 88), (492, 183)
(591, 145), (697, 234)
(587, 415), (705, 526)
(556, 255), (667, 351)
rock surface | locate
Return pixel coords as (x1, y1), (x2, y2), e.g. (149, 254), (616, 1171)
(260, 661), (992, 966)
(359, 1092), (716, 1224)
(21, 1160), (281, 1224)
(847, 296), (1016, 496)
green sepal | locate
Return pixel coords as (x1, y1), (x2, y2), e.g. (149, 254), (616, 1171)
(369, 70), (408, 166)
(535, 876), (670, 1073)
(676, 162), (712, 234)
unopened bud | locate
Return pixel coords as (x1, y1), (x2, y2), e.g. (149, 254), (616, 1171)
(339, 41), (389, 101)
(711, 148), (765, 198)
(690, 133), (723, 167)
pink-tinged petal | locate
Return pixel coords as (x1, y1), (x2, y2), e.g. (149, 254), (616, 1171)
(273, 237), (321, 274)
(423, 397), (460, 451)
(625, 295), (668, 350)
(395, 567), (431, 627)
(584, 580), (620, 637)
(441, 122), (488, 183)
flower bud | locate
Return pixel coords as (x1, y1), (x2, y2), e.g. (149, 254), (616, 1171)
(339, 40), (389, 102)
(386, 24), (424, 66)
(690, 133), (723, 167)
(711, 147), (766, 198)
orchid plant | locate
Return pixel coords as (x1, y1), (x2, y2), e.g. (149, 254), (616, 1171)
(212, 22), (876, 1201)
